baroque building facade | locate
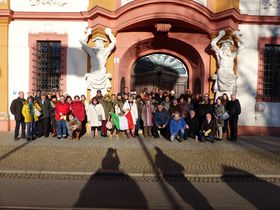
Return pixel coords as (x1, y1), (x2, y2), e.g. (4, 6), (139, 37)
(0, 0), (279, 134)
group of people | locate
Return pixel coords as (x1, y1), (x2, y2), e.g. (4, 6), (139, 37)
(10, 87), (241, 143)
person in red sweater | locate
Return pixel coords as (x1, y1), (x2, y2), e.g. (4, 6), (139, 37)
(55, 95), (70, 139)
(71, 96), (85, 122)
(70, 95), (86, 137)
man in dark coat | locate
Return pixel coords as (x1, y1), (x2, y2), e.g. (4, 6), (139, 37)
(10, 91), (26, 140)
(228, 94), (241, 141)
(38, 93), (51, 137)
(169, 99), (180, 116)
(199, 113), (217, 143)
(153, 103), (170, 139)
(184, 110), (200, 140)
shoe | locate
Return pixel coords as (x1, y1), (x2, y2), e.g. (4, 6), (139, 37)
(14, 137), (20, 141)
(154, 136), (160, 139)
(57, 136), (62, 139)
(31, 136), (36, 141)
(131, 134), (136, 138)
(27, 137), (31, 141)
(178, 137), (183, 142)
(63, 135), (67, 139)
(21, 134), (26, 139)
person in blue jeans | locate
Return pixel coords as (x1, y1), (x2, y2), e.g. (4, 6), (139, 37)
(169, 111), (187, 142)
(153, 103), (170, 139)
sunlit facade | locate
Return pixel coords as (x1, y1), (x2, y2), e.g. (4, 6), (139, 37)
(0, 0), (279, 134)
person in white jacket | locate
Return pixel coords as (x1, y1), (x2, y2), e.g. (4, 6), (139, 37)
(87, 97), (105, 138)
(122, 95), (138, 138)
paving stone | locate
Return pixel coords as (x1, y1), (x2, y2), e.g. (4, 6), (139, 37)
(0, 132), (279, 177)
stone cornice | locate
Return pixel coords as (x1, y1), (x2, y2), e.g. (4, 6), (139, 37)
(0, 0), (278, 30)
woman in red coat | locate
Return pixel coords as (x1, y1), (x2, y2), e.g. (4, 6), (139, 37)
(70, 96), (85, 122)
(55, 95), (70, 139)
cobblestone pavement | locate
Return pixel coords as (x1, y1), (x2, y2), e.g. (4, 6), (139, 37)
(0, 132), (279, 177)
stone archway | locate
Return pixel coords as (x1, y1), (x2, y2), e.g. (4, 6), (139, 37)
(117, 37), (206, 95)
(131, 53), (188, 93)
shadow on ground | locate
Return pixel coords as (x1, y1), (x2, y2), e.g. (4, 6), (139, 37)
(74, 147), (148, 209)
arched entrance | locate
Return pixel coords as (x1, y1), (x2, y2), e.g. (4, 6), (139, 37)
(131, 53), (188, 93)
(118, 37), (206, 95)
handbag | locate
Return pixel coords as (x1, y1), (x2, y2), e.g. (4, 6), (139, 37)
(105, 116), (113, 130)
(106, 120), (113, 130)
(221, 112), (230, 120)
(93, 105), (103, 121)
(34, 106), (41, 117)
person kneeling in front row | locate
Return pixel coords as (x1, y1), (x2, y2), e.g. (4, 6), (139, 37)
(169, 111), (187, 142)
(184, 110), (200, 141)
(199, 113), (217, 143)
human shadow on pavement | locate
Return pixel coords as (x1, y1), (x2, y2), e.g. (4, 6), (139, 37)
(75, 148), (148, 209)
(0, 141), (31, 162)
(154, 146), (214, 210)
(222, 166), (280, 210)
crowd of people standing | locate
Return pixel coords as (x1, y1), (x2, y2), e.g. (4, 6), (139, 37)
(10, 87), (241, 143)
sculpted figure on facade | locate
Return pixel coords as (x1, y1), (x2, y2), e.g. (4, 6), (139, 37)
(80, 28), (116, 98)
(211, 30), (243, 99)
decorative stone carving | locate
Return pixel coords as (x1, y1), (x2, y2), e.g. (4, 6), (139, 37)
(211, 30), (244, 99)
(155, 23), (172, 33)
(262, 0), (280, 9)
(80, 28), (116, 98)
(30, 0), (67, 7)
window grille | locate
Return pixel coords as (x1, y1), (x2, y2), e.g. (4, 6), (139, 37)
(263, 45), (280, 99)
(33, 41), (62, 92)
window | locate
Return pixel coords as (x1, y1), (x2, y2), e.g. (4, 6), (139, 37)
(257, 37), (280, 102)
(263, 45), (280, 98)
(29, 33), (67, 94)
(35, 41), (62, 92)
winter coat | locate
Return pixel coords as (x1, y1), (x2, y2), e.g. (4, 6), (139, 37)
(179, 102), (189, 118)
(100, 98), (112, 120)
(169, 117), (186, 136)
(162, 101), (170, 111)
(87, 104), (105, 127)
(169, 104), (180, 115)
(39, 99), (51, 119)
(22, 101), (42, 123)
(154, 108), (170, 127)
(136, 100), (144, 117)
(184, 115), (199, 137)
(55, 102), (70, 121)
(141, 104), (154, 127)
(67, 117), (81, 130)
(10, 97), (25, 121)
(214, 104), (226, 127)
(228, 99), (241, 120)
(112, 99), (123, 115)
(123, 101), (138, 124)
(71, 101), (85, 122)
(201, 119), (217, 136)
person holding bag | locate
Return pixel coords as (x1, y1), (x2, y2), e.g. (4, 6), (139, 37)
(87, 97), (105, 138)
(22, 96), (42, 141)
